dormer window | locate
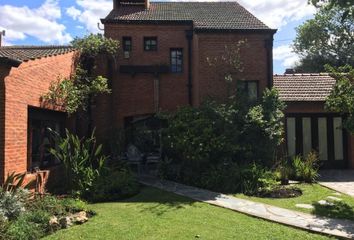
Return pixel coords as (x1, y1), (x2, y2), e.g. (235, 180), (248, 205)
(144, 37), (157, 51)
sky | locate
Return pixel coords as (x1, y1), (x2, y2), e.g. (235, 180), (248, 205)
(0, 0), (317, 74)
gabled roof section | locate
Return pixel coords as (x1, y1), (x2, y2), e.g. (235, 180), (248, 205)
(273, 74), (337, 102)
(0, 46), (74, 67)
(102, 2), (275, 32)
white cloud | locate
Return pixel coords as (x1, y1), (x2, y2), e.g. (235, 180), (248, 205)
(0, 0), (72, 45)
(238, 0), (316, 29)
(274, 45), (300, 68)
(66, 6), (82, 21)
(67, 0), (112, 33)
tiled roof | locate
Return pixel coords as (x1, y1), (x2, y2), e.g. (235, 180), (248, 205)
(273, 74), (337, 102)
(0, 46), (74, 66)
(102, 2), (273, 31)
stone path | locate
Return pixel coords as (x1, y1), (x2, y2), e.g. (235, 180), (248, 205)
(319, 170), (354, 197)
(140, 176), (354, 239)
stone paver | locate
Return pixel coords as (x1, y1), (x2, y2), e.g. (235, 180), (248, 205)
(319, 170), (354, 197)
(326, 196), (342, 201)
(295, 204), (314, 209)
(140, 176), (354, 239)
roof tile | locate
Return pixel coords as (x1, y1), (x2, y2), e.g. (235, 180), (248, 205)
(0, 46), (74, 65)
(273, 74), (336, 102)
(102, 2), (272, 31)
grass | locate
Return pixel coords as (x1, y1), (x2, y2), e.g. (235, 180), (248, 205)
(234, 183), (354, 221)
(44, 186), (335, 240)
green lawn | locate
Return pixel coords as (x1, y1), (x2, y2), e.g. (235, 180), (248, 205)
(234, 183), (354, 221)
(44, 186), (335, 240)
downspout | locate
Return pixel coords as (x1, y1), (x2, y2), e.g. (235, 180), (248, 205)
(186, 30), (193, 106)
(265, 35), (274, 88)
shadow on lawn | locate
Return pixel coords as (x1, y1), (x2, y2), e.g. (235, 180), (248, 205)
(312, 201), (354, 221)
(119, 185), (198, 216)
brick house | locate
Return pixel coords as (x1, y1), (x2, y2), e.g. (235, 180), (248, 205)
(274, 74), (354, 169)
(0, 0), (353, 185)
(0, 46), (75, 184)
(94, 0), (276, 135)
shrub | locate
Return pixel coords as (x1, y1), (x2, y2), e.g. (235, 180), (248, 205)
(5, 213), (45, 240)
(49, 129), (108, 198)
(91, 168), (140, 202)
(292, 152), (319, 183)
(238, 164), (277, 195)
(28, 195), (90, 217)
(0, 189), (30, 221)
(160, 88), (285, 193)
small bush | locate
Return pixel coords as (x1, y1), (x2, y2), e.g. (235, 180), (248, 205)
(49, 129), (108, 198)
(5, 213), (45, 240)
(28, 195), (90, 217)
(91, 168), (140, 202)
(292, 151), (319, 183)
(0, 189), (30, 221)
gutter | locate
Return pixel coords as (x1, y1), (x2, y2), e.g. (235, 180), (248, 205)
(186, 30), (193, 106)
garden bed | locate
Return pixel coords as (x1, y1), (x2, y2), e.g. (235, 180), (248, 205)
(257, 186), (302, 198)
(234, 183), (354, 221)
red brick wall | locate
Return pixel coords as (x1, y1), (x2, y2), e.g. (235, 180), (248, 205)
(102, 23), (271, 132)
(102, 23), (193, 130)
(195, 33), (272, 104)
(0, 52), (75, 181)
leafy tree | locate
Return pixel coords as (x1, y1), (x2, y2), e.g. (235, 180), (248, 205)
(293, 6), (354, 72)
(310, 0), (354, 20)
(43, 34), (119, 134)
(325, 65), (354, 133)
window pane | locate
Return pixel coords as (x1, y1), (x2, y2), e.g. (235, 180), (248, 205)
(248, 82), (258, 100)
(238, 81), (246, 91)
(287, 118), (296, 157)
(333, 117), (344, 161)
(318, 118), (328, 161)
(302, 117), (312, 156)
(170, 49), (182, 73)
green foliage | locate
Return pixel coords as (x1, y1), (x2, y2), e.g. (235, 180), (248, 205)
(91, 168), (140, 202)
(1, 192), (92, 240)
(5, 214), (44, 240)
(43, 66), (111, 114)
(160, 88), (285, 194)
(0, 189), (29, 221)
(71, 33), (119, 58)
(325, 65), (354, 133)
(42, 34), (119, 115)
(310, 0), (354, 21)
(49, 129), (108, 198)
(2, 172), (34, 193)
(292, 152), (320, 183)
(294, 6), (354, 72)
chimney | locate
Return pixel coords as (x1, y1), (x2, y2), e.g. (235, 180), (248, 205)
(285, 68), (295, 74)
(0, 30), (5, 47)
(113, 0), (149, 10)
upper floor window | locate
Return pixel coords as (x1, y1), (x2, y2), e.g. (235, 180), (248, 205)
(170, 48), (183, 73)
(238, 80), (258, 100)
(144, 37), (157, 51)
(122, 37), (132, 52)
